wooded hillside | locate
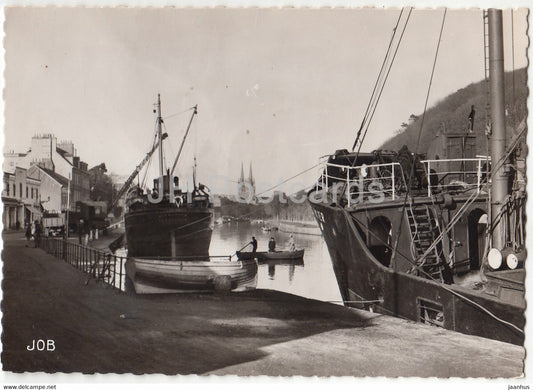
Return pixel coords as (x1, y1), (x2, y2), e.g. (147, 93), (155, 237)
(380, 68), (527, 153)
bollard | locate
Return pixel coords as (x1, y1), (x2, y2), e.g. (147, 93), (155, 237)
(214, 275), (232, 294)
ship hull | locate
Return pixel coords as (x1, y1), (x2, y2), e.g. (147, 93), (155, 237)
(310, 201), (525, 345)
(124, 206), (213, 258)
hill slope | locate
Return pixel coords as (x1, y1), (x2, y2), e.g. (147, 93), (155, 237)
(380, 68), (527, 153)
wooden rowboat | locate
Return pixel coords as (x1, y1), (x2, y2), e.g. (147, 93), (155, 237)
(236, 249), (305, 261)
(125, 257), (258, 294)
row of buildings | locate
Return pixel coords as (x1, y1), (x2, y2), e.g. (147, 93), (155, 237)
(3, 133), (94, 230)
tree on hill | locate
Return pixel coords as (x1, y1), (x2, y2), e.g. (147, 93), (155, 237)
(379, 68), (527, 153)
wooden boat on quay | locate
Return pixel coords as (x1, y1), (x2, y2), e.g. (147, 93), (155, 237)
(236, 249), (305, 261)
(125, 256), (258, 294)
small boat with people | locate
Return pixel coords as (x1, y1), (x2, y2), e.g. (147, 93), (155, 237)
(236, 249), (305, 261)
(237, 233), (304, 261)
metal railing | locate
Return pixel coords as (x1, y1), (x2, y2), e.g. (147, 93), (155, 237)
(315, 157), (489, 202)
(39, 237), (126, 292)
(420, 157), (489, 197)
(318, 161), (405, 205)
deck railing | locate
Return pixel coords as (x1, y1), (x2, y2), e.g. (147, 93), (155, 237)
(317, 161), (405, 205)
(316, 157), (489, 203)
(420, 157), (489, 197)
(39, 237), (127, 292)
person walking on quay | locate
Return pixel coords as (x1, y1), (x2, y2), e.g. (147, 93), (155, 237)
(33, 221), (42, 248)
(78, 219), (85, 244)
(268, 237), (276, 252)
(251, 236), (258, 253)
(25, 223), (32, 247)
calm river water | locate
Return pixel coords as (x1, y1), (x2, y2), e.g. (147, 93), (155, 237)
(209, 222), (342, 303)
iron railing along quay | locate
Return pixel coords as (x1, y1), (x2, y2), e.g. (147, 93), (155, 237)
(39, 237), (126, 292)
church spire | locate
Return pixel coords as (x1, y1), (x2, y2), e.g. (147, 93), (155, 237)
(248, 162), (255, 187)
(239, 162), (245, 183)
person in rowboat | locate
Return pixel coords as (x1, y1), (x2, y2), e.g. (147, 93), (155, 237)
(268, 237), (276, 252)
(251, 236), (258, 253)
(287, 234), (296, 251)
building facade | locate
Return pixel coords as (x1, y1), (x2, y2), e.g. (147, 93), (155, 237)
(27, 165), (68, 214)
(2, 167), (41, 229)
(3, 134), (90, 221)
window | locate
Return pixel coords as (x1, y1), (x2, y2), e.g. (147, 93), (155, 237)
(13, 184), (15, 196)
(417, 298), (444, 327)
(26, 186), (28, 198)
(36, 189), (39, 200)
(31, 188), (34, 199)
(6, 184), (9, 196)
(19, 183), (22, 198)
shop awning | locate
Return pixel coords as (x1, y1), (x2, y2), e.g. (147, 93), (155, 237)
(25, 205), (42, 217)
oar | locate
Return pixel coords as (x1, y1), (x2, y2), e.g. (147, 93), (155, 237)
(230, 241), (252, 260)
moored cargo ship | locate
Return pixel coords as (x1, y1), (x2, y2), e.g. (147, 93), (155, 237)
(308, 9), (525, 345)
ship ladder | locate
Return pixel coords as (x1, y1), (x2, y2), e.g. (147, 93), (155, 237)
(406, 204), (444, 281)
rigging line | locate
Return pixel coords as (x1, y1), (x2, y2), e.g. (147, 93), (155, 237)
(163, 106), (196, 121)
(352, 8), (405, 151)
(413, 9), (447, 167)
(141, 155), (153, 188)
(170, 214), (212, 232)
(219, 162), (323, 224)
(415, 126), (525, 266)
(344, 206), (460, 286)
(172, 226), (212, 241)
(329, 300), (383, 304)
(161, 120), (173, 173)
(138, 119), (160, 189)
(354, 8), (407, 151)
(390, 8), (447, 261)
(254, 163), (322, 198)
(511, 9), (516, 119)
(342, 209), (523, 335)
(353, 7), (413, 159)
(340, 8), (413, 202)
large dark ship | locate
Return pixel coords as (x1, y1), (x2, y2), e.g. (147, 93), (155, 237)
(122, 96), (258, 294)
(123, 95), (213, 259)
(308, 9), (525, 345)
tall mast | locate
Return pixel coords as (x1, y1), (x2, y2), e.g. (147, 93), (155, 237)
(488, 9), (507, 250)
(193, 157), (197, 189)
(157, 93), (164, 177)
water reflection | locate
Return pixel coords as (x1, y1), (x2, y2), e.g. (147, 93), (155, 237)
(210, 222), (342, 303)
(258, 258), (304, 281)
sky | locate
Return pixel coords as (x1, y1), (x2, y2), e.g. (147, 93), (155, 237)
(3, 7), (528, 195)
